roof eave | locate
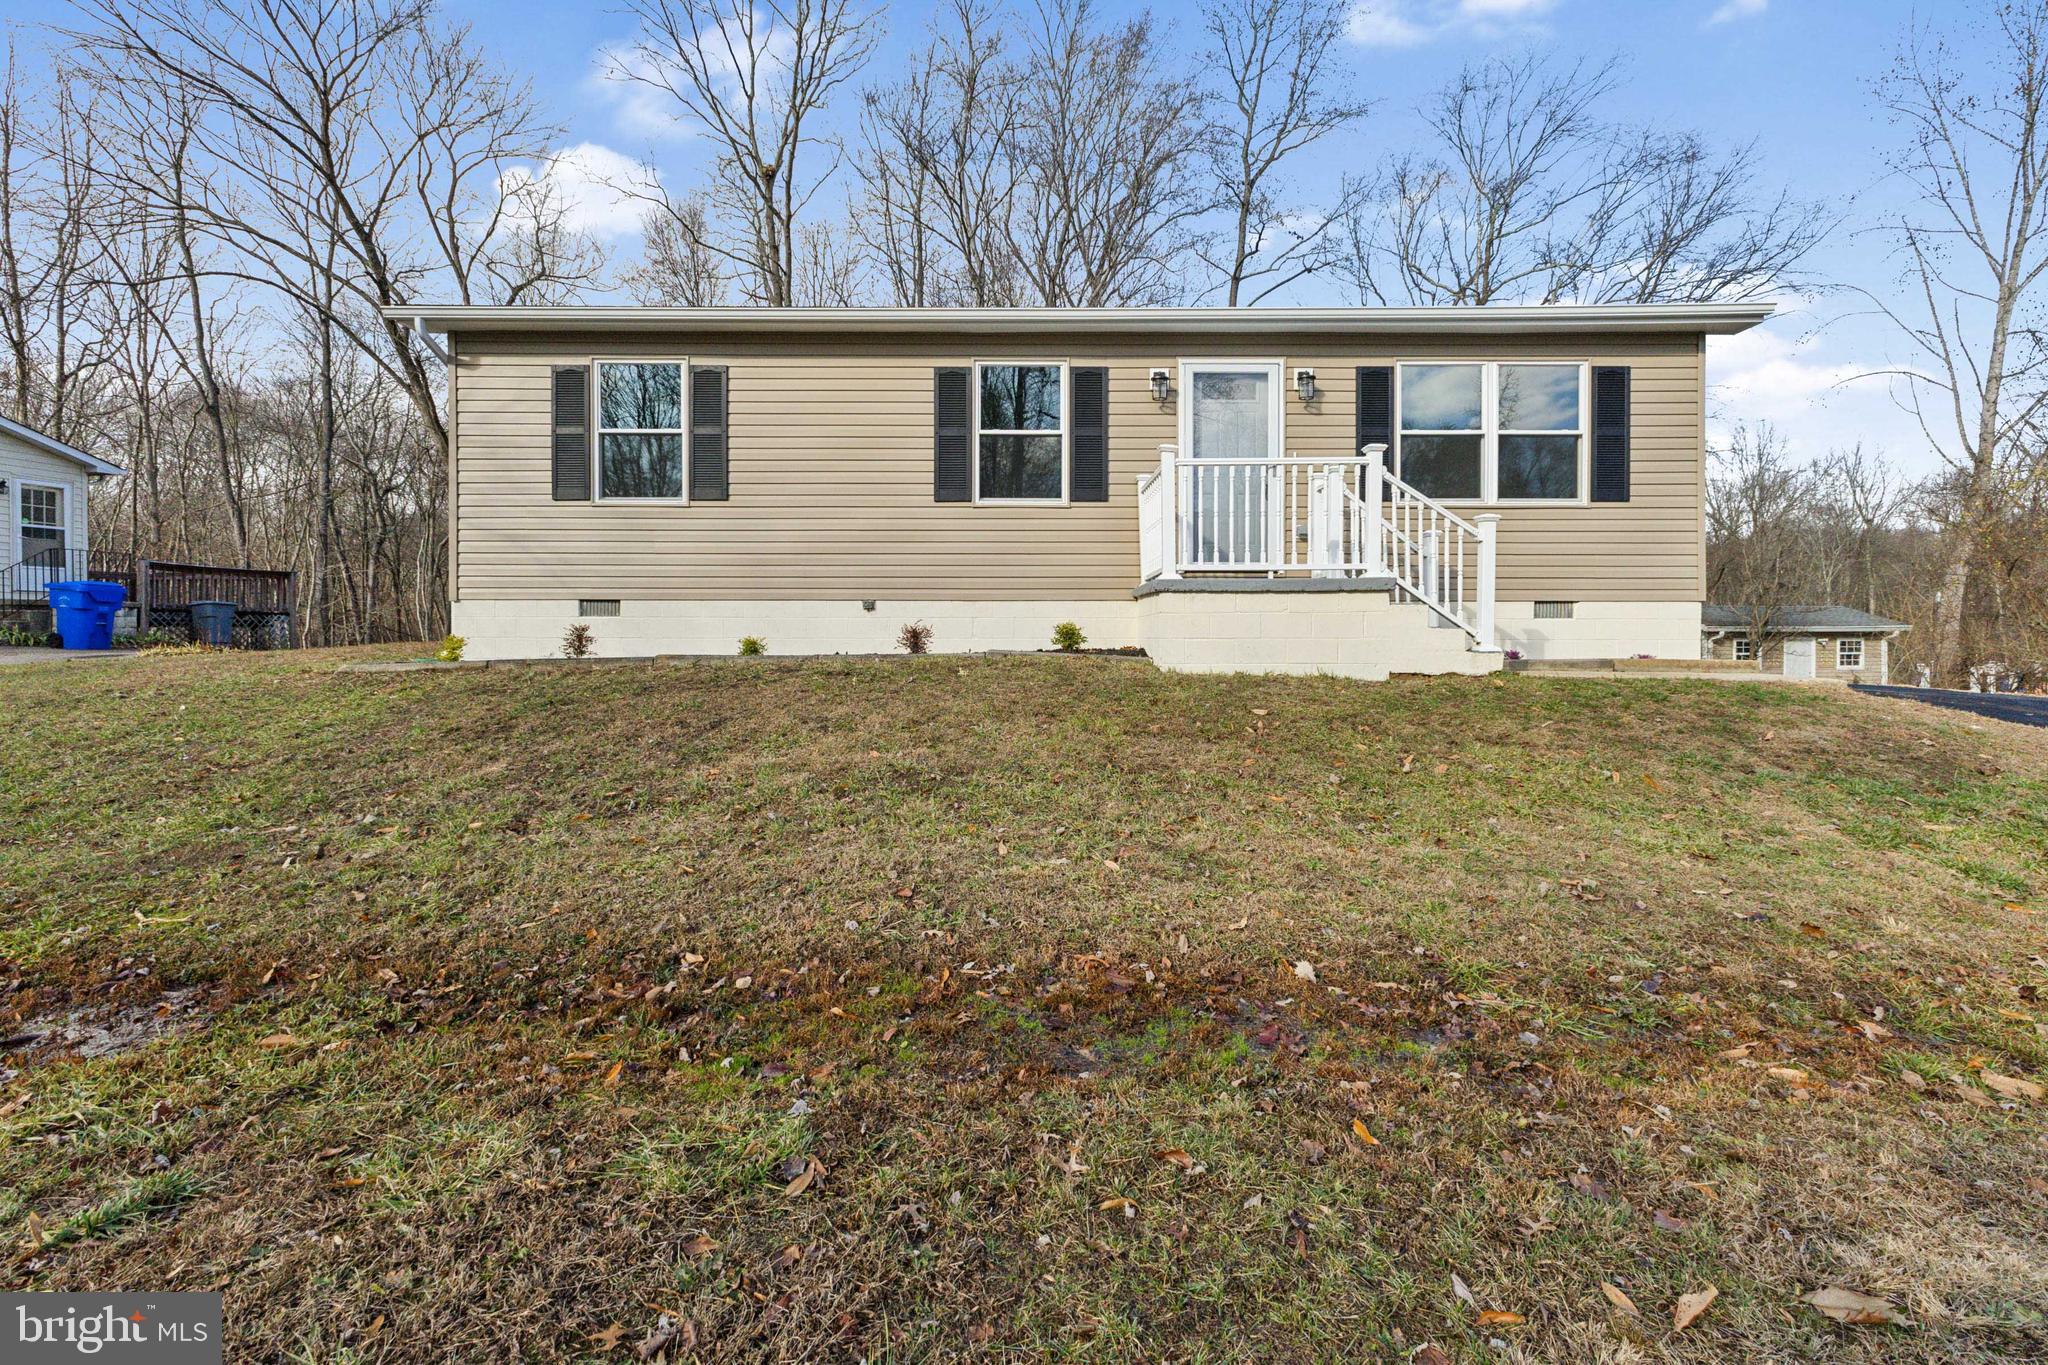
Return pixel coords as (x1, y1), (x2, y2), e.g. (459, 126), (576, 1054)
(384, 303), (1775, 337)
(0, 413), (124, 476)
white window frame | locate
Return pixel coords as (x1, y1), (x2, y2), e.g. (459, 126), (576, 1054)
(1733, 636), (1756, 661)
(17, 480), (67, 563)
(592, 357), (690, 504)
(1394, 361), (1590, 505)
(1836, 637), (1864, 670)
(972, 360), (1070, 505)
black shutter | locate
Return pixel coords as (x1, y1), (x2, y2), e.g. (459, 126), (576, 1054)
(689, 364), (729, 501)
(934, 367), (971, 502)
(551, 365), (591, 501)
(1356, 366), (1392, 495)
(1592, 365), (1631, 503)
(1070, 366), (1109, 502)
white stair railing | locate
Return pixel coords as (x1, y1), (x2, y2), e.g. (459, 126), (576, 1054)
(1343, 444), (1498, 650)
(1137, 441), (1498, 654)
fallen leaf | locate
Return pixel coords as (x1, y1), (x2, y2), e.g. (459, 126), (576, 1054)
(679, 1233), (717, 1259)
(588, 1322), (627, 1351)
(1600, 1282), (1638, 1314)
(1673, 1284), (1718, 1330)
(1155, 1148), (1198, 1170)
(1567, 1171), (1610, 1201)
(636, 1314), (687, 1360)
(966, 1321), (995, 1345)
(256, 1033), (301, 1049)
(770, 1244), (803, 1272)
(1292, 960), (1317, 982)
(602, 1060), (625, 1088)
(783, 1156), (824, 1197)
(1802, 1286), (1901, 1325)
(1351, 1118), (1380, 1146)
(1981, 1071), (2043, 1102)
(1652, 1209), (1690, 1232)
(1451, 1273), (1476, 1308)
(1476, 1310), (1524, 1326)
(1767, 1066), (1808, 1083)
(1415, 1349), (1451, 1365)
(1098, 1196), (1137, 1217)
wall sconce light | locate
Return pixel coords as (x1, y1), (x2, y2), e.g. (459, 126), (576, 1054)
(1149, 368), (1171, 402)
(1294, 368), (1317, 402)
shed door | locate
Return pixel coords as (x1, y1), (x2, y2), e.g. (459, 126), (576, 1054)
(1783, 637), (1816, 679)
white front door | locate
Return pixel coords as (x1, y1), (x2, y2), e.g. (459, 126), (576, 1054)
(1783, 637), (1816, 679)
(1180, 361), (1282, 568)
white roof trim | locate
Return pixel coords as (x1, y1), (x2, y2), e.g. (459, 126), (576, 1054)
(386, 302), (1774, 337)
(0, 413), (125, 476)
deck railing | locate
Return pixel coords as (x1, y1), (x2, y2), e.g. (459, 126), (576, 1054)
(1137, 442), (1498, 651)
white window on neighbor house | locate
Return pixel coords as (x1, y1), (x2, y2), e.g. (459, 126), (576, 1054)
(1733, 637), (1757, 661)
(595, 360), (687, 501)
(1837, 637), (1864, 670)
(18, 483), (67, 566)
(974, 362), (1067, 503)
(1396, 362), (1585, 503)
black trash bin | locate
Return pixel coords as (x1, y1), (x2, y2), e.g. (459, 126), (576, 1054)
(189, 600), (237, 647)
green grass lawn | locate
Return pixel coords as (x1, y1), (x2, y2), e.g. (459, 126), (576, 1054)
(3, 648), (2045, 1362)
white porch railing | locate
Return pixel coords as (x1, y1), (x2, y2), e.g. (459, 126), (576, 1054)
(1136, 442), (1498, 651)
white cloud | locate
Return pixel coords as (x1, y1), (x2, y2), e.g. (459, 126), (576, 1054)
(589, 21), (796, 141)
(1706, 310), (1941, 473)
(589, 44), (696, 142)
(1705, 0), (1766, 24)
(1347, 0), (1558, 47)
(500, 143), (656, 242)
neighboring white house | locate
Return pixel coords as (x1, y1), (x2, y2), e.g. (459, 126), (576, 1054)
(0, 414), (125, 611)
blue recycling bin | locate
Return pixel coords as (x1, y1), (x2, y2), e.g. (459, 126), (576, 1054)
(188, 600), (237, 647)
(47, 580), (128, 650)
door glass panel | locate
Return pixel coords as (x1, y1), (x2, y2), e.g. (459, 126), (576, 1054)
(1190, 371), (1272, 460)
(19, 486), (66, 568)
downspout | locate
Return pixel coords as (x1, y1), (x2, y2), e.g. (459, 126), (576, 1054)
(412, 315), (451, 364)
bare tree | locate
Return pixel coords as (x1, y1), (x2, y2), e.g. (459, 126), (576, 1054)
(1344, 52), (1825, 306)
(1197, 0), (1370, 305)
(853, 0), (1024, 305)
(1707, 423), (1815, 653)
(1006, 0), (1208, 306)
(1857, 0), (2048, 683)
(626, 198), (728, 305)
(609, 0), (879, 305)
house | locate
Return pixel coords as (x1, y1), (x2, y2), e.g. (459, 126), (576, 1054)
(0, 414), (125, 630)
(387, 303), (1773, 677)
(1700, 604), (1909, 682)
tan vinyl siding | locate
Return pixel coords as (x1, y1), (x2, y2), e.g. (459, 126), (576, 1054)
(1706, 632), (1890, 681)
(450, 329), (1705, 603)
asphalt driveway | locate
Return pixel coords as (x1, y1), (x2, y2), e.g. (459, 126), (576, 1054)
(1853, 683), (2048, 729)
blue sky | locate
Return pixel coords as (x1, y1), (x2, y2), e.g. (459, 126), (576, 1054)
(8, 0), (1951, 473)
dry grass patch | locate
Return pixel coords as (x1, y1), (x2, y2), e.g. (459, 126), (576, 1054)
(3, 649), (2045, 1360)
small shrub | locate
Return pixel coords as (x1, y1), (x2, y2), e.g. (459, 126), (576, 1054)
(738, 636), (766, 656)
(0, 625), (57, 648)
(435, 634), (466, 662)
(1051, 621), (1087, 652)
(562, 623), (596, 659)
(897, 621), (933, 655)
(1504, 648), (1522, 661)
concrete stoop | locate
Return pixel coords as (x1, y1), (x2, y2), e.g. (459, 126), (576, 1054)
(1136, 583), (1498, 681)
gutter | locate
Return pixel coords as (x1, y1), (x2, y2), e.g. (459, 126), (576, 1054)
(383, 302), (1776, 338)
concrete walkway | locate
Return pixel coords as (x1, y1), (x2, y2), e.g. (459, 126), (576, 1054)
(0, 646), (136, 667)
